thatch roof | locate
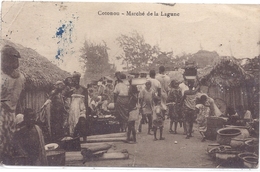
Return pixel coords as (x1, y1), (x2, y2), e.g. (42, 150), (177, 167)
(200, 58), (253, 87)
(242, 55), (260, 85)
(2, 39), (71, 90)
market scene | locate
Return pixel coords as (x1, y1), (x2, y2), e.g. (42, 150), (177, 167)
(1, 2), (260, 169)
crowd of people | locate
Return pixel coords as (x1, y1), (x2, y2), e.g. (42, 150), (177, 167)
(0, 45), (255, 166)
(114, 65), (254, 143)
(113, 66), (211, 143)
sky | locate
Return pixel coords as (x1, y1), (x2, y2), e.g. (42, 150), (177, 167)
(1, 1), (260, 75)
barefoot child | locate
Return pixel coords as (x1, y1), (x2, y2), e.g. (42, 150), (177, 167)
(152, 97), (165, 141)
(195, 95), (210, 142)
(139, 80), (156, 135)
(167, 80), (182, 134)
(127, 83), (139, 143)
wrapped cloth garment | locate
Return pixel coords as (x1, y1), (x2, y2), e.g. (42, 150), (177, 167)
(155, 74), (170, 111)
(139, 88), (155, 115)
(115, 96), (129, 123)
(13, 124), (47, 166)
(167, 88), (182, 122)
(0, 71), (24, 163)
(152, 105), (164, 128)
(69, 94), (86, 135)
(196, 104), (210, 132)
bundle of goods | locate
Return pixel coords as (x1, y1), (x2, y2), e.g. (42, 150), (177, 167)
(183, 61), (197, 80)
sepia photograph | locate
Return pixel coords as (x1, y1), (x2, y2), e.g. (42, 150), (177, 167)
(1, 1), (259, 169)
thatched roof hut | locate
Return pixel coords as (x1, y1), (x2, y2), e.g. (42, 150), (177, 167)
(241, 55), (260, 86)
(2, 39), (71, 115)
(199, 58), (255, 115)
(2, 39), (71, 90)
(200, 58), (253, 87)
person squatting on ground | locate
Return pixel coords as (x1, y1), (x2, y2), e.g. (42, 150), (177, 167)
(181, 79), (200, 139)
(126, 83), (139, 143)
(13, 108), (47, 166)
(167, 80), (182, 134)
(0, 45), (25, 165)
(139, 80), (156, 135)
(195, 95), (210, 142)
(152, 97), (165, 141)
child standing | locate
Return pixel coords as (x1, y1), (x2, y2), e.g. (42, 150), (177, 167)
(167, 80), (182, 134)
(127, 84), (139, 143)
(195, 95), (210, 142)
(152, 97), (165, 141)
(139, 81), (156, 135)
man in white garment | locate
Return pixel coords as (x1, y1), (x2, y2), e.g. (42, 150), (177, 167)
(147, 70), (161, 96)
(155, 66), (170, 118)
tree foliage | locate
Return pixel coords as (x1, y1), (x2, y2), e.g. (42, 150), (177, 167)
(116, 31), (160, 72)
(80, 40), (116, 83)
(150, 51), (176, 70)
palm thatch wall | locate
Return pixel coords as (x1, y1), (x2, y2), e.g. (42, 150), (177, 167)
(199, 58), (255, 116)
(241, 55), (260, 118)
(2, 39), (71, 113)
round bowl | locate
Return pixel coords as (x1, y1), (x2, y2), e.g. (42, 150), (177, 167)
(216, 128), (241, 145)
(245, 139), (259, 153)
(238, 152), (258, 160)
(45, 143), (59, 151)
(230, 138), (251, 150)
(217, 128), (241, 136)
(243, 156), (258, 168)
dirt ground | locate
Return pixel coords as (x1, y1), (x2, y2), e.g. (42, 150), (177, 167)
(79, 119), (219, 168)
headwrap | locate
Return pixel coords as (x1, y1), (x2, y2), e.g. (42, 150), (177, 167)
(1, 45), (21, 59)
(72, 71), (81, 78)
(170, 79), (179, 88)
(55, 80), (65, 86)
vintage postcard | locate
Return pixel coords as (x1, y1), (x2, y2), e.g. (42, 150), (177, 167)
(1, 1), (259, 169)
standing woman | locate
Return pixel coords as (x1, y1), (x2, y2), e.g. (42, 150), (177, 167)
(41, 81), (67, 142)
(1, 45), (25, 164)
(69, 72), (88, 141)
(181, 79), (200, 139)
(114, 73), (129, 132)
